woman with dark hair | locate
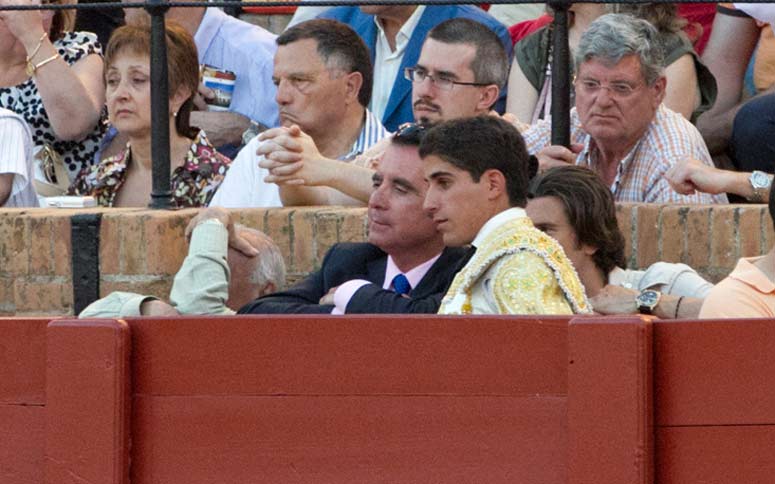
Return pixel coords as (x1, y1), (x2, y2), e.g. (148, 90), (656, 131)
(69, 22), (231, 207)
(0, 0), (106, 179)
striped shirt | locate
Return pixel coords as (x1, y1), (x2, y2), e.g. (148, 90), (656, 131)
(0, 108), (38, 207)
(520, 105), (728, 204)
(343, 109), (391, 162)
(210, 109), (389, 208)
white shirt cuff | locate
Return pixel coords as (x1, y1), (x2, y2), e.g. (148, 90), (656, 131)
(331, 279), (371, 314)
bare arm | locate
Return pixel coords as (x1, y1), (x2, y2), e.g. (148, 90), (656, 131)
(506, 61), (540, 123)
(0, 174), (12, 206)
(665, 157), (769, 200)
(664, 54), (700, 120)
(257, 126), (375, 206)
(697, 12), (760, 153)
(591, 285), (703, 319)
(0, 1), (105, 141)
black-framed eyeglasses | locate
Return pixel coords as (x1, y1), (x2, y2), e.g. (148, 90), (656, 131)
(404, 67), (489, 91)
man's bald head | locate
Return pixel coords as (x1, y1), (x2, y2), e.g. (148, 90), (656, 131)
(226, 226), (286, 310)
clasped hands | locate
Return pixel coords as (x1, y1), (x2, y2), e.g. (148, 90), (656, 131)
(255, 124), (330, 186)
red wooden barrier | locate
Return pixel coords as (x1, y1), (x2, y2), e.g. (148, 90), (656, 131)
(127, 315), (572, 484)
(3, 315), (775, 484)
(654, 319), (775, 484)
(0, 318), (49, 484)
(568, 316), (654, 484)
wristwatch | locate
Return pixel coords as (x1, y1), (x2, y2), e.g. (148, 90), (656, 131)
(748, 170), (772, 203)
(635, 289), (661, 315)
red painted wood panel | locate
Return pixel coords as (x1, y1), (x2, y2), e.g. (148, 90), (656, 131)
(568, 317), (653, 484)
(656, 425), (775, 484)
(131, 395), (567, 484)
(654, 319), (775, 426)
(45, 319), (131, 484)
(0, 318), (48, 404)
(0, 405), (45, 484)
(129, 315), (571, 396)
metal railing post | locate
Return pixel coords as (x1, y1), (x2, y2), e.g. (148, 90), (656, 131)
(146, 0), (173, 209)
(548, 0), (571, 148)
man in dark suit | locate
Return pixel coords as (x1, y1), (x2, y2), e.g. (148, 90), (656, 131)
(239, 124), (468, 314)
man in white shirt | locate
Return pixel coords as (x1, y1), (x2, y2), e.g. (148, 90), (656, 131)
(252, 18), (510, 207)
(526, 165), (713, 319)
(0, 108), (38, 208)
(209, 19), (389, 208)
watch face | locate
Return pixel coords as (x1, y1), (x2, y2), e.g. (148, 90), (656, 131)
(752, 171), (771, 189)
(637, 290), (659, 306)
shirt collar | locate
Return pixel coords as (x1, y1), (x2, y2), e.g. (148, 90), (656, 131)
(372, 6), (425, 50)
(194, 8), (226, 62)
(384, 251), (443, 290)
(731, 256), (775, 294)
(581, 135), (642, 196)
(341, 109), (390, 161)
(471, 207), (528, 248)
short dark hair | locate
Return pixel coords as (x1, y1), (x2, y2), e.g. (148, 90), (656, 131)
(528, 165), (626, 276)
(419, 116), (532, 207)
(426, 18), (509, 89)
(277, 19), (373, 107)
(391, 122), (433, 148)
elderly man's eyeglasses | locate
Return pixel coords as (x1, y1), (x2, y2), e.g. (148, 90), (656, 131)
(404, 67), (488, 91)
(574, 77), (642, 98)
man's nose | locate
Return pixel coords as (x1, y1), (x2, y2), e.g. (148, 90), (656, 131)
(368, 184), (388, 210)
(275, 79), (292, 105)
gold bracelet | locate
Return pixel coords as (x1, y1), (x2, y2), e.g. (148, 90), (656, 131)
(26, 53), (60, 77)
(26, 32), (48, 64)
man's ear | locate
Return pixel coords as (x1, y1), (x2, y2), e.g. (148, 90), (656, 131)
(343, 71), (363, 106)
(476, 85), (500, 113)
(581, 243), (598, 257)
(482, 168), (507, 201)
(651, 76), (667, 107)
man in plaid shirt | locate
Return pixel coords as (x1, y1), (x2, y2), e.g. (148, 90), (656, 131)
(518, 14), (727, 204)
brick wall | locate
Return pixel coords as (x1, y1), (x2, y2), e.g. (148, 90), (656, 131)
(1, 204), (772, 316)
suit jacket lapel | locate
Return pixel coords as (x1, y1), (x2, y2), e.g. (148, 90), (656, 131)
(411, 246), (470, 298)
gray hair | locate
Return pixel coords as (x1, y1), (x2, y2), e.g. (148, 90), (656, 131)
(236, 225), (287, 291)
(574, 13), (665, 85)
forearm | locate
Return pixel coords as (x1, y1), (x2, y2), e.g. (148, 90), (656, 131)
(189, 111), (251, 147)
(279, 185), (363, 207)
(30, 42), (103, 141)
(169, 221), (232, 315)
(0, 174), (12, 206)
(654, 295), (703, 319)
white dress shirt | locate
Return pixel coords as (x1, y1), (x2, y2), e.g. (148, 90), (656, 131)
(0, 108), (38, 208)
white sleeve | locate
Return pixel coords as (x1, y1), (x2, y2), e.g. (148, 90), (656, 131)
(208, 137), (282, 208)
(0, 113), (33, 199)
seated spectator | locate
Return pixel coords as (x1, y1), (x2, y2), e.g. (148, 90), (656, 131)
(420, 116), (590, 315)
(0, 0), (106, 181)
(508, 4), (715, 123)
(527, 165), (712, 319)
(319, 4), (512, 131)
(518, 14), (727, 204)
(80, 207), (285, 317)
(256, 17), (509, 206)
(0, 108), (38, 207)
(123, 0), (279, 149)
(697, 4), (775, 171)
(239, 124), (468, 315)
(209, 19), (389, 208)
(700, 188), (775, 318)
(68, 22), (231, 207)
